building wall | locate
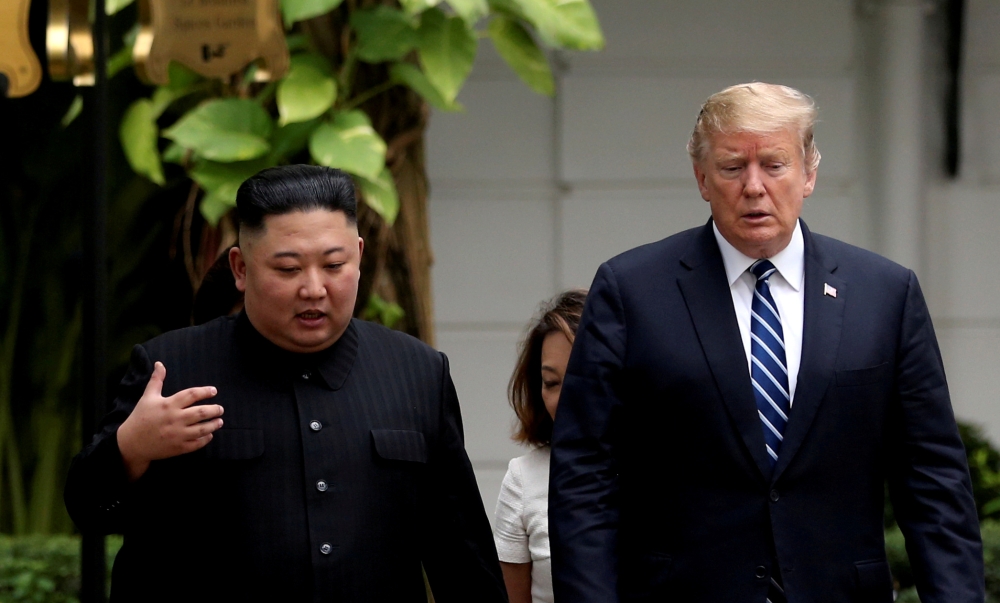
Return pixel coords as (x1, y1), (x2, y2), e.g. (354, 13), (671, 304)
(425, 0), (1000, 523)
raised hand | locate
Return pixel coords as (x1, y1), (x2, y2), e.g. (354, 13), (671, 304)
(116, 361), (224, 481)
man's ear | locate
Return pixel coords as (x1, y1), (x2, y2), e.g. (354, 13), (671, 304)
(693, 162), (711, 202)
(358, 236), (364, 259)
(230, 246), (248, 292)
(803, 168), (818, 199)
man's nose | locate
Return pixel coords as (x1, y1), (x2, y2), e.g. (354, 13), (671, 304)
(742, 164), (765, 197)
(299, 269), (327, 298)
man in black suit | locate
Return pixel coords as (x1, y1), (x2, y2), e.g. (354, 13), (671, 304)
(548, 83), (984, 603)
(65, 165), (508, 602)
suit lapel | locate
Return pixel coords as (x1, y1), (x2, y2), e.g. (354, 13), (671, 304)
(678, 222), (772, 482)
(772, 223), (845, 483)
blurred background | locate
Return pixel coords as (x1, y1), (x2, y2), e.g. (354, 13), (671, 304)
(1, 0), (999, 600)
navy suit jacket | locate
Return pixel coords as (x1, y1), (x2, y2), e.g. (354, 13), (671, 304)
(549, 220), (984, 603)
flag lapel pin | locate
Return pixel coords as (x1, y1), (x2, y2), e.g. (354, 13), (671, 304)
(824, 283), (838, 298)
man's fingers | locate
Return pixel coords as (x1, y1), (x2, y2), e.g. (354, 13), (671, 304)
(142, 361), (167, 398)
(184, 418), (223, 440)
(171, 386), (219, 408)
(184, 432), (215, 453)
(179, 405), (225, 427)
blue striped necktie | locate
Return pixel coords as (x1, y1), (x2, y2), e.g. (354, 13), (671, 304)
(749, 259), (790, 468)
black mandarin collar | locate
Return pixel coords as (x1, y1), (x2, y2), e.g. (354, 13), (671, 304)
(234, 311), (358, 390)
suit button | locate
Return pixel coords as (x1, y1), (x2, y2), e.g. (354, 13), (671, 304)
(320, 543), (332, 555)
(302, 371), (312, 380)
(309, 420), (322, 432)
(316, 480), (328, 492)
(770, 490), (779, 502)
(755, 566), (767, 579)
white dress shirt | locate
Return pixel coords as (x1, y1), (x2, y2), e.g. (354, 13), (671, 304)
(712, 221), (805, 406)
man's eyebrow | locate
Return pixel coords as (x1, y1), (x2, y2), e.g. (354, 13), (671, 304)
(271, 247), (346, 259)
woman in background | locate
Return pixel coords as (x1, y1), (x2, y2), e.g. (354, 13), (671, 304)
(494, 289), (587, 603)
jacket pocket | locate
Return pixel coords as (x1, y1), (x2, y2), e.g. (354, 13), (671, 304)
(836, 362), (891, 387)
(855, 559), (893, 602)
(202, 428), (264, 460)
(371, 429), (428, 463)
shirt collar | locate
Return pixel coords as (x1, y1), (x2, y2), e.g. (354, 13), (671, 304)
(712, 219), (804, 291)
(235, 311), (358, 390)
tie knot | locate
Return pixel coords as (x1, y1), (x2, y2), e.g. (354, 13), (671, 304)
(750, 259), (777, 281)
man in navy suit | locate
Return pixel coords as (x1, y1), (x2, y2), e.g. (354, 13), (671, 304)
(549, 83), (984, 603)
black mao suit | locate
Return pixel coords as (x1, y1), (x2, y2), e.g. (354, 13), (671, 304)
(66, 312), (507, 603)
(549, 220), (984, 603)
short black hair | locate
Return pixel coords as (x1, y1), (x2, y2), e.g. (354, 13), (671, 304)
(236, 165), (357, 232)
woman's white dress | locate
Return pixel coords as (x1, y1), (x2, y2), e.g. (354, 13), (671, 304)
(493, 446), (553, 603)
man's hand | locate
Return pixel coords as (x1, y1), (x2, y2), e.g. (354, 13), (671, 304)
(116, 361), (223, 481)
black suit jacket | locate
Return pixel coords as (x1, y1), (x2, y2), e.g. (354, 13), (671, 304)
(65, 313), (507, 603)
(549, 220), (984, 603)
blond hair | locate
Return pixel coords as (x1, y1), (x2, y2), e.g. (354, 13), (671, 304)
(687, 82), (821, 173)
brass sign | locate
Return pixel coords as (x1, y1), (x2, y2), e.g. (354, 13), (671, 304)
(135, 0), (289, 85)
(47, 0), (95, 86)
(0, 0), (43, 97)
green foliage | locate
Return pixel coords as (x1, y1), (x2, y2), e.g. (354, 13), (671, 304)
(116, 0), (604, 228)
(363, 294), (406, 329)
(0, 535), (123, 602)
(357, 168), (400, 226)
(488, 16), (554, 96)
(416, 8), (478, 104)
(282, 0), (345, 26)
(351, 7), (420, 63)
(163, 99), (273, 162)
(120, 99), (165, 185)
(309, 110), (387, 180)
(389, 63), (462, 112)
(962, 423), (1000, 519)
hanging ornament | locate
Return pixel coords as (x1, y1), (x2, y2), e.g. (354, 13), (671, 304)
(0, 0), (43, 97)
(134, 0), (288, 85)
(47, 0), (95, 86)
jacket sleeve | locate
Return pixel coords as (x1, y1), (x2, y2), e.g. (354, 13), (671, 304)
(550, 262), (628, 603)
(64, 344), (154, 534)
(886, 270), (985, 603)
(421, 352), (509, 603)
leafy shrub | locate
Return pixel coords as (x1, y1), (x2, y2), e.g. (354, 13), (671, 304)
(0, 535), (122, 603)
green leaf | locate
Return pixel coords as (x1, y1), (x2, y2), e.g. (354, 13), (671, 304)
(277, 64), (337, 125)
(291, 52), (335, 76)
(107, 45), (133, 78)
(389, 63), (462, 112)
(400, 0), (441, 15)
(163, 99), (273, 162)
(503, 0), (604, 50)
(350, 7), (419, 63)
(417, 8), (477, 104)
(191, 158), (275, 225)
(308, 110), (386, 180)
(488, 16), (554, 96)
(285, 34), (310, 52)
(162, 143), (187, 165)
(448, 0), (488, 23)
(120, 99), (165, 185)
(270, 118), (322, 161)
(167, 61), (203, 90)
(362, 293), (405, 328)
(282, 0), (344, 25)
(356, 168), (400, 225)
(60, 94), (84, 128)
(106, 0), (136, 15)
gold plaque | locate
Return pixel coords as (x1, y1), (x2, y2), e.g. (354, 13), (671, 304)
(135, 0), (289, 85)
(0, 0), (43, 97)
(47, 0), (95, 86)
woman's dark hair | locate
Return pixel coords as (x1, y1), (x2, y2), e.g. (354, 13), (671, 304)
(509, 289), (588, 447)
(236, 165), (357, 232)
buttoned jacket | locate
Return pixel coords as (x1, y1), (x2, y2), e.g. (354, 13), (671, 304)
(65, 313), (507, 603)
(548, 220), (984, 603)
